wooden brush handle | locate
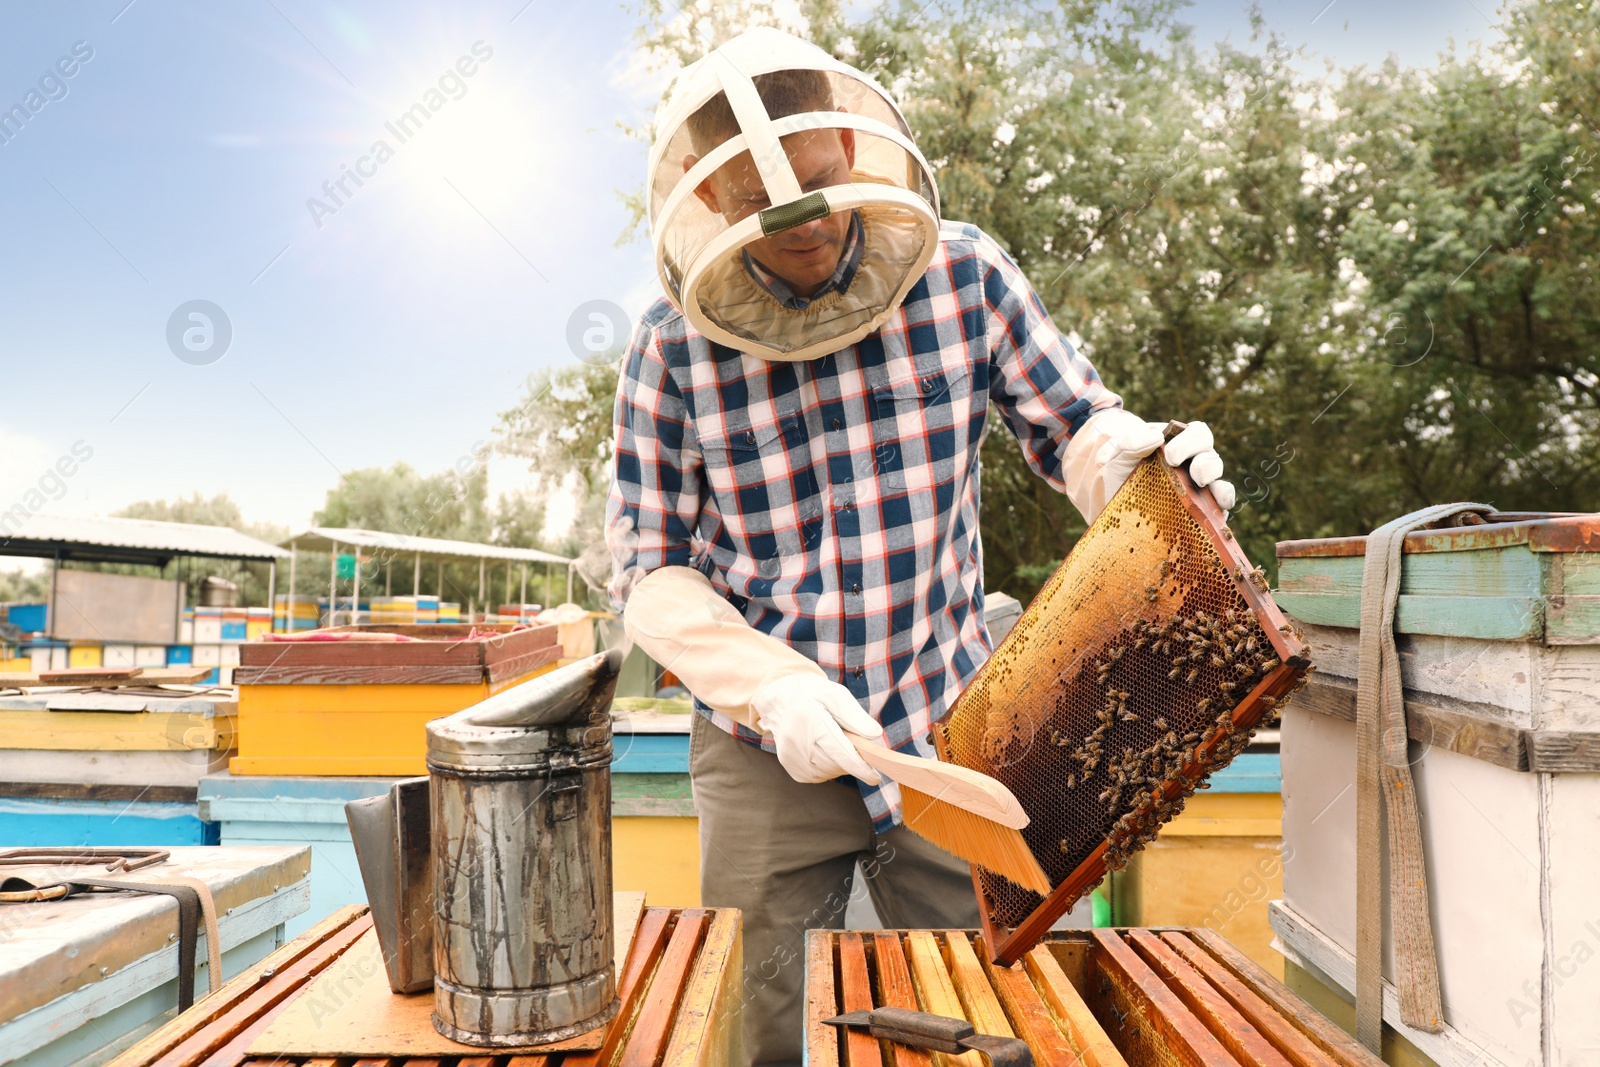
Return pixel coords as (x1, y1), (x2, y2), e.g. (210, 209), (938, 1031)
(847, 736), (1029, 829)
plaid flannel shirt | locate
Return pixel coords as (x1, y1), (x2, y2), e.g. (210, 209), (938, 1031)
(607, 220), (1121, 832)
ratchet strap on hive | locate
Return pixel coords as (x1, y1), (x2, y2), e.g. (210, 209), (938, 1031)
(1353, 502), (1492, 1050)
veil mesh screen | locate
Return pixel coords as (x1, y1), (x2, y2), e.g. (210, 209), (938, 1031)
(939, 456), (1308, 931)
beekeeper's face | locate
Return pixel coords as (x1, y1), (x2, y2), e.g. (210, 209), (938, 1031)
(688, 126), (857, 298)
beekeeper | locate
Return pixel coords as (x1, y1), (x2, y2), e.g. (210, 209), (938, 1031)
(606, 27), (1233, 1067)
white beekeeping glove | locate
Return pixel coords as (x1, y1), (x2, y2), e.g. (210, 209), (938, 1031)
(749, 674), (883, 785)
(621, 565), (883, 785)
(1062, 409), (1236, 523)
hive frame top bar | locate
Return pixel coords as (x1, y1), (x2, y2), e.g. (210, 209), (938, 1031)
(938, 455), (1309, 966)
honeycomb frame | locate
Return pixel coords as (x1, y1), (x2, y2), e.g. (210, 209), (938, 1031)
(937, 451), (1311, 964)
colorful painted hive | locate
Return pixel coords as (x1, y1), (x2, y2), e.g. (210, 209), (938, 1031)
(273, 595), (320, 632)
(230, 622), (563, 775)
(366, 596), (416, 624)
(246, 607), (273, 640)
(201, 717), (696, 941)
(0, 846), (311, 1067)
(1273, 512), (1600, 1067)
(0, 687), (238, 846)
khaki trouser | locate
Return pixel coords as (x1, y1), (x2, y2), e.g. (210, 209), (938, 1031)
(690, 714), (981, 1067)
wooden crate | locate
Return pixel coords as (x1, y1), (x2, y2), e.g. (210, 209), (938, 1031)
(1273, 515), (1600, 1066)
(807, 927), (1382, 1067)
(109, 903), (742, 1067)
(230, 624), (562, 776)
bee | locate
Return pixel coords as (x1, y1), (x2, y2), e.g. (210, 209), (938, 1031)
(1220, 525), (1235, 540)
(1244, 635), (1258, 653)
(1146, 590), (1160, 602)
(1107, 646), (1125, 663)
(1133, 636), (1148, 650)
(1059, 839), (1072, 854)
(1168, 667), (1181, 681)
(1248, 567), (1269, 589)
(1186, 668), (1200, 684)
(1153, 717), (1169, 730)
(1259, 657), (1280, 672)
(1196, 698), (1212, 713)
(1183, 732), (1201, 744)
(1235, 661), (1254, 676)
(1219, 680), (1237, 694)
(1211, 654), (1226, 668)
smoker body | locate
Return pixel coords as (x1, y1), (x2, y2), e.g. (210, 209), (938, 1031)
(425, 651), (622, 1047)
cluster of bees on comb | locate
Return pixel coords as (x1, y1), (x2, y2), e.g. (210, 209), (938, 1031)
(1048, 604), (1307, 874)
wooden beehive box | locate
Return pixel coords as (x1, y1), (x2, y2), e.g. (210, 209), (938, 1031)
(1273, 514), (1600, 1066)
(807, 927), (1381, 1067)
(109, 903), (742, 1067)
(230, 623), (562, 775)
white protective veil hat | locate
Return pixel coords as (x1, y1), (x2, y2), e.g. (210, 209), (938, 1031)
(648, 27), (941, 362)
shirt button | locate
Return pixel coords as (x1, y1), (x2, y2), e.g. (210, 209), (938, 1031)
(851, 583), (862, 594)
(831, 418), (842, 430)
(744, 431), (756, 445)
(840, 500), (854, 511)
(853, 667), (865, 679)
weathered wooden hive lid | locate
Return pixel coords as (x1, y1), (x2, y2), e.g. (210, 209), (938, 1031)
(1275, 511), (1600, 646)
(1277, 511), (1600, 558)
(426, 650), (620, 772)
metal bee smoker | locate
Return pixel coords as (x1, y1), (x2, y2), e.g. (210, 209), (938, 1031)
(424, 650), (623, 1047)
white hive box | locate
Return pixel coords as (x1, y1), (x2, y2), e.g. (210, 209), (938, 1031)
(1271, 514), (1600, 1067)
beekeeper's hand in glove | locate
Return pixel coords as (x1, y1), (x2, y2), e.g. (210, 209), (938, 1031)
(621, 565), (884, 786)
(1062, 408), (1236, 523)
(750, 675), (883, 785)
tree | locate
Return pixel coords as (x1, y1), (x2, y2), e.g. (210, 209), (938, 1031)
(0, 568), (49, 604)
(496, 362), (622, 594)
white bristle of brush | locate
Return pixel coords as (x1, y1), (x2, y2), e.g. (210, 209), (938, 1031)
(900, 786), (1052, 895)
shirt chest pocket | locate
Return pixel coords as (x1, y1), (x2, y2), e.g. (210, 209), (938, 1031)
(698, 414), (821, 563)
(868, 365), (975, 491)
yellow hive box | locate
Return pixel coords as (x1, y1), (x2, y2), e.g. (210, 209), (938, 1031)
(230, 622), (562, 776)
(230, 674), (557, 776)
(1109, 790), (1285, 978)
(68, 645), (103, 668)
(0, 709), (236, 752)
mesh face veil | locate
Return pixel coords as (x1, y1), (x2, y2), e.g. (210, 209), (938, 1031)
(648, 27), (941, 362)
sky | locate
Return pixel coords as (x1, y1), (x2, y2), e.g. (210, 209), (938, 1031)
(0, 0), (1505, 545)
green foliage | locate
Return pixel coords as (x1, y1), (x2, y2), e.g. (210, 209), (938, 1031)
(496, 363), (622, 591)
(0, 568), (49, 604)
(316, 462), (491, 544)
(623, 0), (1599, 603)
